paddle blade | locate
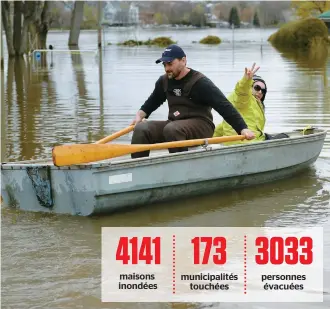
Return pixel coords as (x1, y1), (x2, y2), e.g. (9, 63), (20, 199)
(52, 144), (136, 166)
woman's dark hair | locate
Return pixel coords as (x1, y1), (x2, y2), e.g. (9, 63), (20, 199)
(253, 75), (267, 105)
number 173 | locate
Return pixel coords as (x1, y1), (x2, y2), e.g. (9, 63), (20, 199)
(191, 236), (227, 265)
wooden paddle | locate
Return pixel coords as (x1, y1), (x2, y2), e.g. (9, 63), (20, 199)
(52, 135), (245, 167)
(95, 125), (134, 144)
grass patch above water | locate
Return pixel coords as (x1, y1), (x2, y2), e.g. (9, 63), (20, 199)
(118, 36), (176, 47)
(199, 35), (222, 45)
(268, 18), (329, 51)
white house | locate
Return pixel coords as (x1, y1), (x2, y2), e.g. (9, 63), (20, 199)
(102, 1), (139, 26)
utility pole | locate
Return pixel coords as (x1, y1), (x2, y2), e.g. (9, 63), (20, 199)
(1, 21), (4, 69)
(97, 1), (102, 48)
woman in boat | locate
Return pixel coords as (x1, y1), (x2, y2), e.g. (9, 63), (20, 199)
(213, 63), (267, 145)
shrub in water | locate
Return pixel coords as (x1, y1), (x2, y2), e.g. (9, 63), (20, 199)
(199, 35), (222, 45)
(118, 40), (144, 46)
(149, 37), (176, 47)
(268, 18), (329, 50)
(118, 37), (176, 47)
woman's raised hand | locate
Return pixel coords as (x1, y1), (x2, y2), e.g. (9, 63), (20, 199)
(244, 63), (260, 80)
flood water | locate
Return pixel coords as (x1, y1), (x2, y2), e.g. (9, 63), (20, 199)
(1, 27), (330, 309)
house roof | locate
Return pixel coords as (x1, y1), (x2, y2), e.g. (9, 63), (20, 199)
(319, 10), (330, 19)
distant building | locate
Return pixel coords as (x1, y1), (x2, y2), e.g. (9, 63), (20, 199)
(205, 3), (214, 15)
(319, 10), (330, 33)
(281, 9), (295, 23)
(205, 4), (230, 28)
(102, 1), (139, 26)
(139, 11), (155, 25)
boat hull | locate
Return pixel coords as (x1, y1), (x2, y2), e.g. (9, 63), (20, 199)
(1, 129), (327, 216)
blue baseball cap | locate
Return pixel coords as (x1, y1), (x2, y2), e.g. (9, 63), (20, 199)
(155, 44), (186, 64)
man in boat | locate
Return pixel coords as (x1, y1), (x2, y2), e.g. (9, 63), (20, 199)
(213, 63), (267, 145)
(130, 44), (255, 158)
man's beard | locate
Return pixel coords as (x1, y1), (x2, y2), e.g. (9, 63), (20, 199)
(167, 72), (174, 79)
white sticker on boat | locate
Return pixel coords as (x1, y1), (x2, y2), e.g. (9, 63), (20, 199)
(109, 173), (132, 185)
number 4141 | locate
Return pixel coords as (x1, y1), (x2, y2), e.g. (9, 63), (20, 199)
(115, 237), (161, 264)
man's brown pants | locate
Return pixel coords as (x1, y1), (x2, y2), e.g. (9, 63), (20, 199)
(130, 118), (215, 159)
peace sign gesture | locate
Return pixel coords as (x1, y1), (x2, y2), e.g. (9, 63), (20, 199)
(244, 63), (260, 80)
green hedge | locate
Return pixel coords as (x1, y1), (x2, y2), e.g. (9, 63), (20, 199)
(199, 35), (222, 45)
(268, 18), (329, 50)
(118, 37), (176, 47)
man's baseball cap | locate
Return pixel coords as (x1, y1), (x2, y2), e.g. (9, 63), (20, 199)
(155, 44), (186, 64)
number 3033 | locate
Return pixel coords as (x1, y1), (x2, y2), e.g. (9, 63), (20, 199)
(255, 236), (313, 265)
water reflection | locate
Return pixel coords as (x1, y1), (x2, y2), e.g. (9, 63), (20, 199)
(98, 46), (105, 139)
(1, 57), (7, 161)
(279, 46), (329, 116)
(69, 46), (89, 99)
(67, 46), (106, 143)
(274, 47), (330, 131)
(278, 46), (329, 89)
(263, 44), (330, 153)
(4, 57), (57, 162)
(2, 46), (109, 162)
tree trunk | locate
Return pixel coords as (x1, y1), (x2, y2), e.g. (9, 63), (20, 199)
(20, 1), (30, 55)
(3, 0), (54, 59)
(20, 1), (42, 53)
(20, 1), (52, 56)
(13, 1), (23, 56)
(1, 1), (15, 57)
(69, 1), (84, 46)
(39, 1), (51, 49)
(20, 17), (30, 55)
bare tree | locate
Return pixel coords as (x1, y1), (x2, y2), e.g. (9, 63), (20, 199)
(2, 1), (54, 57)
(2, 1), (15, 57)
(13, 1), (23, 55)
(22, 1), (52, 52)
(68, 1), (85, 46)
